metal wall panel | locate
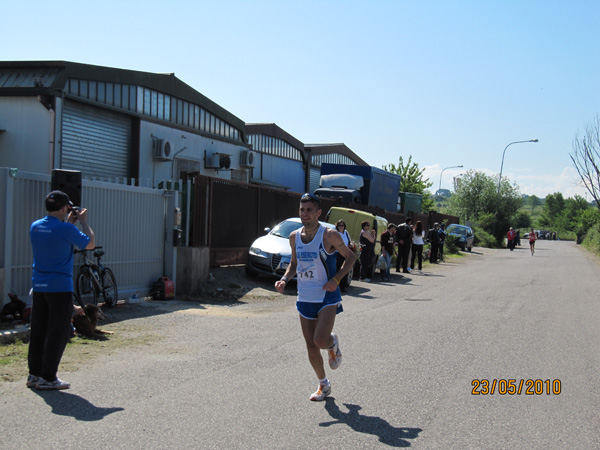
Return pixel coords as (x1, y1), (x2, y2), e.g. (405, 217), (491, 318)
(309, 167), (320, 194)
(62, 100), (131, 179)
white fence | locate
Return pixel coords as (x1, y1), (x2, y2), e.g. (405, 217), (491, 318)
(0, 168), (178, 305)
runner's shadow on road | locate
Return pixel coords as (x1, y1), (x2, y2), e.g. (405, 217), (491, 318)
(320, 398), (422, 447)
(344, 286), (376, 299)
(33, 390), (124, 421)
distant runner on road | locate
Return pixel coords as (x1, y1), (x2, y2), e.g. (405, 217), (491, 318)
(529, 227), (537, 255)
(275, 193), (356, 401)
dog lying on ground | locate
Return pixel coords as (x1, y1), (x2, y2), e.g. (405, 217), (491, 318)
(1, 293), (29, 323)
(72, 304), (115, 340)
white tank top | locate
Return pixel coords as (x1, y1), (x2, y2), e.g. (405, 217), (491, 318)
(294, 225), (340, 303)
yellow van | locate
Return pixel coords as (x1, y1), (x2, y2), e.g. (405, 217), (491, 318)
(325, 207), (388, 278)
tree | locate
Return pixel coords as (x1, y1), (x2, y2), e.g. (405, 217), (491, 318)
(383, 156), (434, 212)
(544, 192), (566, 220)
(528, 194), (541, 211)
(571, 116), (600, 211)
(447, 170), (523, 241)
(512, 210), (532, 229)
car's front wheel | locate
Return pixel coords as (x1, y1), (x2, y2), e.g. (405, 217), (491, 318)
(245, 264), (259, 278)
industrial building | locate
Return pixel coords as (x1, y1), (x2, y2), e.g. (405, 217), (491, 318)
(0, 61), (367, 193)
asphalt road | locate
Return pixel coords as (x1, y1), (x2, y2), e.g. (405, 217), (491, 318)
(1, 240), (599, 449)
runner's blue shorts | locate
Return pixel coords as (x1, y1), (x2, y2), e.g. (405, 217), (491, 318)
(296, 299), (343, 320)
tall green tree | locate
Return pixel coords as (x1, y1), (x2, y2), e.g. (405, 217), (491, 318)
(528, 194), (541, 211)
(383, 156), (434, 212)
(447, 170), (523, 240)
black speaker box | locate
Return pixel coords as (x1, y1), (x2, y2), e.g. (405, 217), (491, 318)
(51, 169), (82, 207)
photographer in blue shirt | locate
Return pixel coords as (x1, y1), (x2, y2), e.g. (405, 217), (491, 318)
(27, 190), (95, 390)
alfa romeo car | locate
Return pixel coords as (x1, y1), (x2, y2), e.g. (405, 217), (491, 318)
(245, 218), (336, 278)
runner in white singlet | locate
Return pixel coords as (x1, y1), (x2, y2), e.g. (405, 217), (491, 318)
(275, 193), (356, 401)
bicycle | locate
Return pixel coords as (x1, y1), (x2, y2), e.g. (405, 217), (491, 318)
(74, 247), (118, 308)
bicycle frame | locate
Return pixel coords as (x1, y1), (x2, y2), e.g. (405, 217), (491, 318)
(75, 247), (117, 307)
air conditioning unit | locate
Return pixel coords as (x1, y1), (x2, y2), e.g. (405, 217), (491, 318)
(204, 151), (231, 170)
(153, 139), (173, 161)
(240, 150), (255, 167)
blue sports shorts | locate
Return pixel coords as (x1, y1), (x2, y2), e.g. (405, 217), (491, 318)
(297, 299), (343, 320)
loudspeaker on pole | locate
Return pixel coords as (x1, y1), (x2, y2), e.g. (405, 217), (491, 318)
(51, 169), (82, 207)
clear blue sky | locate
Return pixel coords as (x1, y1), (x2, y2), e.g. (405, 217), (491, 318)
(2, 0), (599, 199)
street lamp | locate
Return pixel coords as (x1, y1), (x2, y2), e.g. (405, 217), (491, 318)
(497, 139), (538, 197)
(438, 165), (464, 195)
(494, 139), (539, 233)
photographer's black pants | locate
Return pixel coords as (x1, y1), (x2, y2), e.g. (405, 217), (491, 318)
(28, 292), (74, 382)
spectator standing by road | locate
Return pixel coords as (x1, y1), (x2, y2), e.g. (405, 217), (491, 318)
(438, 223), (447, 262)
(358, 221), (376, 282)
(27, 191), (95, 390)
(428, 223), (440, 264)
(335, 220), (353, 292)
(507, 227), (516, 251)
(411, 220), (425, 273)
(275, 193), (355, 401)
(529, 227), (537, 255)
(380, 224), (397, 281)
(395, 217), (413, 273)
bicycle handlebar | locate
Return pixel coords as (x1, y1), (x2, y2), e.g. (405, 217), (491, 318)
(74, 246), (102, 254)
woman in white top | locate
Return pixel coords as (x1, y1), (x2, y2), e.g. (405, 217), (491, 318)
(410, 220), (425, 272)
(335, 220), (353, 291)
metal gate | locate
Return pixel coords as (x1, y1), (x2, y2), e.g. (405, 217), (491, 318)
(0, 168), (170, 303)
(62, 100), (132, 179)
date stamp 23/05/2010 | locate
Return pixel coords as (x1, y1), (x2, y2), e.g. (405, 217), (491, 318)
(471, 379), (561, 396)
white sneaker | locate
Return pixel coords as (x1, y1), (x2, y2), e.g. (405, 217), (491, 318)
(35, 377), (71, 390)
(328, 334), (342, 370)
(26, 374), (39, 388)
(309, 383), (331, 401)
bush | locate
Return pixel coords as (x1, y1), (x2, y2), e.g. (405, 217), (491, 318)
(582, 222), (600, 254)
(473, 226), (497, 248)
(445, 235), (461, 254)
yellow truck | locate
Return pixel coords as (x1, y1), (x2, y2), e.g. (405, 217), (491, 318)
(325, 206), (389, 279)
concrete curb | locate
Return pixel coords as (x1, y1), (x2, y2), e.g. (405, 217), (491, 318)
(0, 326), (30, 345)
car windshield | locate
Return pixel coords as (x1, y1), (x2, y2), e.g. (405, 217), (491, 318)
(447, 225), (468, 236)
(270, 220), (303, 238)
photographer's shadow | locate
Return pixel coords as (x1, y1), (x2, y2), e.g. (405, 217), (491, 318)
(33, 390), (124, 421)
(320, 398), (422, 447)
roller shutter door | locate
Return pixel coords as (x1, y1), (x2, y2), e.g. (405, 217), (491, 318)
(309, 167), (321, 193)
(62, 100), (131, 179)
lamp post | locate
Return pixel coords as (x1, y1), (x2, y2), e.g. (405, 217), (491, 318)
(494, 139), (539, 234)
(438, 165), (463, 196)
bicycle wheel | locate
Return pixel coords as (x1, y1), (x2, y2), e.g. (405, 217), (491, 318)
(75, 270), (99, 306)
(100, 268), (118, 308)
(72, 292), (85, 309)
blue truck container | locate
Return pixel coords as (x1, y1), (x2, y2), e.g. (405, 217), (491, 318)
(316, 163), (401, 212)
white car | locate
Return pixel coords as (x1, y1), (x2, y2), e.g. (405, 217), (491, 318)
(245, 218), (336, 278)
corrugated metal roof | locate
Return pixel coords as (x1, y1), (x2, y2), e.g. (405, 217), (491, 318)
(0, 69), (59, 88)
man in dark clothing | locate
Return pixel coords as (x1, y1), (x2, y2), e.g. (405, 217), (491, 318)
(380, 224), (397, 281)
(28, 191), (95, 390)
(395, 217), (413, 273)
(428, 223), (440, 263)
(438, 223), (447, 262)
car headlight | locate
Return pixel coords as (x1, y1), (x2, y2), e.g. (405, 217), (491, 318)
(280, 255), (291, 268)
(249, 247), (268, 258)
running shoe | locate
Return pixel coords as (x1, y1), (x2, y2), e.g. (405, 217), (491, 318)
(26, 374), (39, 388)
(309, 382), (331, 401)
(35, 377), (71, 390)
(328, 333), (342, 370)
